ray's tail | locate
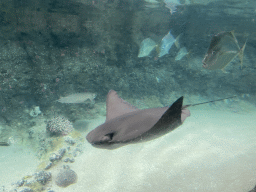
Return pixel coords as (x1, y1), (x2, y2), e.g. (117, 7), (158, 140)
(183, 96), (237, 109)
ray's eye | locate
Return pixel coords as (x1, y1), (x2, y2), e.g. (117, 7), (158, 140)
(101, 132), (115, 142)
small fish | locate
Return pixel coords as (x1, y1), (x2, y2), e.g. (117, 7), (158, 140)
(144, 0), (158, 3)
(138, 38), (157, 57)
(138, 30), (180, 58)
(202, 31), (246, 70)
(57, 93), (97, 104)
(158, 30), (180, 57)
(175, 47), (188, 61)
(0, 142), (10, 146)
(164, 0), (179, 14)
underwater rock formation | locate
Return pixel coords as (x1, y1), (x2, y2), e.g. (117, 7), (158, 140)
(55, 166), (77, 188)
(49, 148), (66, 163)
(35, 171), (52, 185)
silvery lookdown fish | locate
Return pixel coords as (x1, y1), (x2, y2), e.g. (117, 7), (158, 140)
(175, 47), (188, 61)
(138, 38), (157, 57)
(202, 31), (246, 70)
(86, 90), (235, 150)
(164, 0), (184, 14)
(158, 30), (180, 57)
(138, 30), (180, 58)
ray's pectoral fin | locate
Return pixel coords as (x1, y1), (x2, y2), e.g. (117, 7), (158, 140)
(159, 96), (183, 124)
(148, 96), (184, 136)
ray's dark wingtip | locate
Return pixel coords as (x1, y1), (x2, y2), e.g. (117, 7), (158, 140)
(178, 96), (184, 103)
(178, 96), (184, 100)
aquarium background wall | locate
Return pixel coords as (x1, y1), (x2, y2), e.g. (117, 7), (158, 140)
(0, 0), (255, 191)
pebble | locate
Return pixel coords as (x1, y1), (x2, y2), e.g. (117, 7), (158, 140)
(63, 158), (75, 163)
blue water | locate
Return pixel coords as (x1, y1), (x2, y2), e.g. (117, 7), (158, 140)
(0, 0), (255, 191)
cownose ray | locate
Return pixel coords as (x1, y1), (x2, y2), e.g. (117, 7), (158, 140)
(86, 90), (235, 150)
(86, 90), (188, 150)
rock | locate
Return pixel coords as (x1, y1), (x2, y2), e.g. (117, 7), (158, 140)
(49, 148), (66, 162)
(72, 147), (82, 157)
(16, 179), (25, 187)
(55, 167), (77, 188)
(63, 158), (75, 163)
(64, 136), (76, 145)
(29, 106), (42, 117)
(58, 148), (66, 157)
(35, 171), (52, 185)
(44, 162), (53, 170)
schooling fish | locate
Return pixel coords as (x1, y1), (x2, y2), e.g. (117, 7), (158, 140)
(138, 38), (157, 57)
(86, 90), (235, 150)
(158, 30), (180, 57)
(202, 31), (246, 70)
(175, 47), (188, 61)
(138, 30), (180, 58)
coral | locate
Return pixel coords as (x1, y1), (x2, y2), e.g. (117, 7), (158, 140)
(64, 136), (76, 145)
(29, 106), (42, 117)
(35, 171), (52, 185)
(49, 148), (66, 162)
(46, 116), (74, 136)
(55, 166), (77, 188)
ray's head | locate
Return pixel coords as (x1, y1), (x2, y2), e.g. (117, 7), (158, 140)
(86, 128), (122, 150)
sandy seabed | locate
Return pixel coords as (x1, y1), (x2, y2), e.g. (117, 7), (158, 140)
(1, 107), (256, 192)
(0, 145), (39, 187)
